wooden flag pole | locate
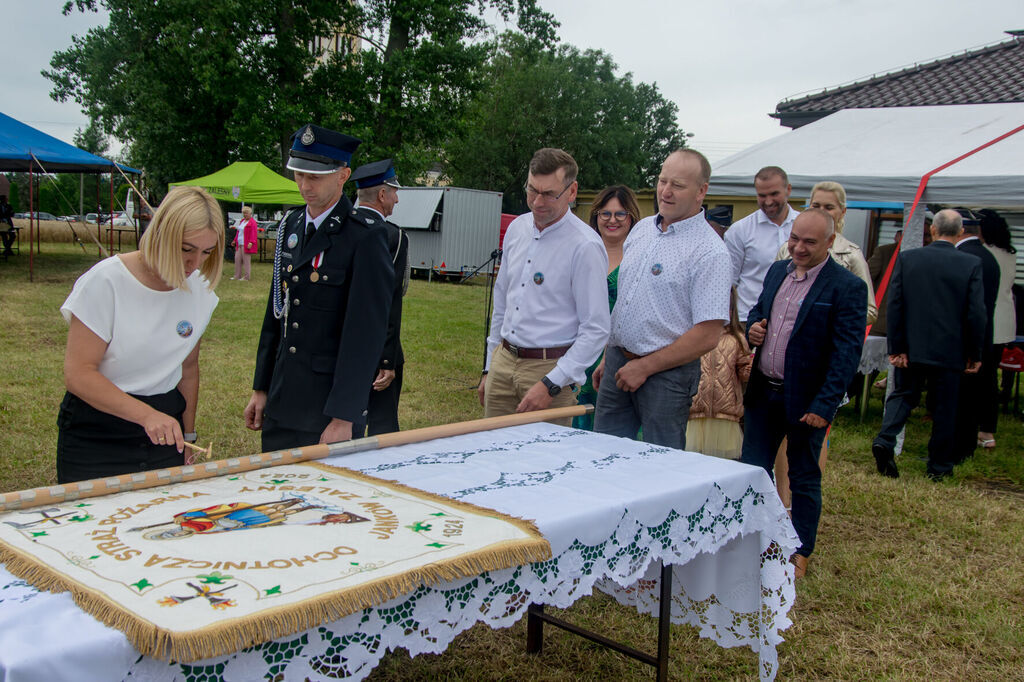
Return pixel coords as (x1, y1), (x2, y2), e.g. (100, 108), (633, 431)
(0, 405), (592, 512)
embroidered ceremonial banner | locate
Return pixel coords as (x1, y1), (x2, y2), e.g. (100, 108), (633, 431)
(0, 463), (550, 662)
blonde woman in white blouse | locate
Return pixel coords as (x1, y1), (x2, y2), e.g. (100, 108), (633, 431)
(57, 186), (224, 483)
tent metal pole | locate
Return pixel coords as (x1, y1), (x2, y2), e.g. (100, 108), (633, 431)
(108, 172), (114, 254)
(28, 164), (34, 282)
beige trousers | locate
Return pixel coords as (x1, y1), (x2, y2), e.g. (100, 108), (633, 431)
(484, 345), (579, 426)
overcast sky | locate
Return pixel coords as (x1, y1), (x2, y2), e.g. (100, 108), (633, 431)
(4, 1), (1021, 163)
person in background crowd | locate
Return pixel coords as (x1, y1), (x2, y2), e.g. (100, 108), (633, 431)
(687, 287), (751, 459)
(742, 209), (866, 578)
(478, 148), (610, 426)
(351, 159), (410, 437)
(775, 181), (876, 325)
(978, 209), (1017, 447)
(706, 205), (733, 239)
(954, 211), (1000, 457)
(232, 205), (258, 281)
(594, 149), (731, 448)
(57, 186), (224, 482)
(0, 195), (16, 257)
(872, 210), (986, 481)
(573, 185), (641, 430)
(245, 124), (393, 450)
(724, 166), (799, 323)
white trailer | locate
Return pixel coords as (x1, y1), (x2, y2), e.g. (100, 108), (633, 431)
(387, 186), (502, 279)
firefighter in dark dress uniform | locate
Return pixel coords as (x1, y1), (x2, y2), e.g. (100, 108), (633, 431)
(351, 159), (410, 436)
(244, 125), (393, 450)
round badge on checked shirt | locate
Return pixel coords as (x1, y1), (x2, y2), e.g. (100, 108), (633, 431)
(651, 263), (663, 276)
(533, 272), (544, 285)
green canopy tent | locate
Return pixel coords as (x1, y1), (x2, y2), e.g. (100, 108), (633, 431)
(169, 161), (303, 205)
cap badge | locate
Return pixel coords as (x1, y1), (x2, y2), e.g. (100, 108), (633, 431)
(300, 126), (315, 145)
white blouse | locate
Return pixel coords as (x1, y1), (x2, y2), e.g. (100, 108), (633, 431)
(61, 256), (219, 395)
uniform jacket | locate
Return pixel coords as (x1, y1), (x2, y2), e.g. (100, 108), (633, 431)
(746, 257), (866, 423)
(689, 332), (751, 422)
(253, 196), (393, 431)
(887, 241), (986, 370)
(355, 206), (408, 371)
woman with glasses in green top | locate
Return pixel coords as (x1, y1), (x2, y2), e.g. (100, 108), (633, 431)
(573, 185), (641, 430)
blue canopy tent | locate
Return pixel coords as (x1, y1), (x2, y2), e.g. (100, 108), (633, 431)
(0, 111), (140, 280)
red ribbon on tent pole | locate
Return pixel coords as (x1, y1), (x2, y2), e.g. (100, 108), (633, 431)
(865, 121), (1024, 340)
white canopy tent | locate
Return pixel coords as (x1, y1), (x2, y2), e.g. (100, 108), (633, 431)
(710, 103), (1024, 205)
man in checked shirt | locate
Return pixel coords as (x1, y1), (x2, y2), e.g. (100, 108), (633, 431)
(594, 149), (732, 448)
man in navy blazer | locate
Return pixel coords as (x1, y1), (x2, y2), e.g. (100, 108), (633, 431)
(741, 209), (866, 578)
(872, 209), (986, 480)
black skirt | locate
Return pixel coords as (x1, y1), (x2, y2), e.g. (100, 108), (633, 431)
(56, 389), (186, 484)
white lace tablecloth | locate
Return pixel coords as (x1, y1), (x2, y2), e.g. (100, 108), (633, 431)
(0, 424), (798, 682)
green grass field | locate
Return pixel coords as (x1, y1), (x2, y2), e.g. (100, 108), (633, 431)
(1, 244), (1022, 680)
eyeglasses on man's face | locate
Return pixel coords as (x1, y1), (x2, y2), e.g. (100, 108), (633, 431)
(597, 210), (630, 221)
(524, 180), (573, 202)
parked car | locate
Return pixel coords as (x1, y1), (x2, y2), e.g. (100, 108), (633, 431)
(19, 211), (59, 221)
(112, 212), (134, 227)
(85, 213), (99, 224)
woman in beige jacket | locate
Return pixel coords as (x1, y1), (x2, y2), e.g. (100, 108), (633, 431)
(775, 181), (877, 325)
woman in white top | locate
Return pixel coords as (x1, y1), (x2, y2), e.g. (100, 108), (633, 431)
(978, 209), (1018, 448)
(57, 186), (224, 483)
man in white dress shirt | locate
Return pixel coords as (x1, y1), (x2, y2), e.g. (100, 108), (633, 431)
(594, 149), (732, 448)
(477, 148), (611, 426)
(723, 166), (800, 322)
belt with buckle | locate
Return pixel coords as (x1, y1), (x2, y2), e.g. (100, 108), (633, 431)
(765, 377), (784, 391)
(501, 339), (571, 360)
(619, 347), (645, 361)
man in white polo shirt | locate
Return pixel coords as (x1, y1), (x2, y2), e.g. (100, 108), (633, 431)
(724, 166), (800, 322)
(478, 148), (610, 426)
(594, 149), (732, 448)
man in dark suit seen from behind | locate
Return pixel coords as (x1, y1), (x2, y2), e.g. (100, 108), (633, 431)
(872, 209), (986, 481)
(953, 214), (999, 459)
(351, 159), (409, 436)
(741, 208), (867, 579)
(244, 124), (394, 450)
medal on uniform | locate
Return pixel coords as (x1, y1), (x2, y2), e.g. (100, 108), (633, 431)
(311, 251), (323, 282)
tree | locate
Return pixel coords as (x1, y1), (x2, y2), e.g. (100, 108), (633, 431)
(46, 1), (556, 197)
(447, 34), (688, 212)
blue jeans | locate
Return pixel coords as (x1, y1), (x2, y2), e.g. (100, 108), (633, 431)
(594, 346), (701, 449)
(740, 382), (825, 557)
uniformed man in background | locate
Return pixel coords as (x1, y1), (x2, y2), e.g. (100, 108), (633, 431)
(351, 159), (409, 436)
(244, 124), (393, 450)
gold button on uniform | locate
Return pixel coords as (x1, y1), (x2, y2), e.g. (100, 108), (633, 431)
(286, 264), (293, 272)
(288, 346), (296, 354)
(292, 275), (299, 282)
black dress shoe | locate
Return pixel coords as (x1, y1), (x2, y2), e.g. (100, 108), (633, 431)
(927, 471), (951, 482)
(872, 443), (899, 478)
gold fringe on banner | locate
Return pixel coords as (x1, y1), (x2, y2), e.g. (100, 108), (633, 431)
(0, 463), (552, 662)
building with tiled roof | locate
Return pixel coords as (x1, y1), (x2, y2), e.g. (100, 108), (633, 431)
(772, 31), (1024, 129)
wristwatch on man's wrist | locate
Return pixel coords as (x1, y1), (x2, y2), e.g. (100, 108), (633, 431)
(541, 376), (561, 397)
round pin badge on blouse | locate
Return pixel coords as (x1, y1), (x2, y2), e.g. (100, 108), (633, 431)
(287, 233), (299, 249)
(176, 320), (194, 338)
